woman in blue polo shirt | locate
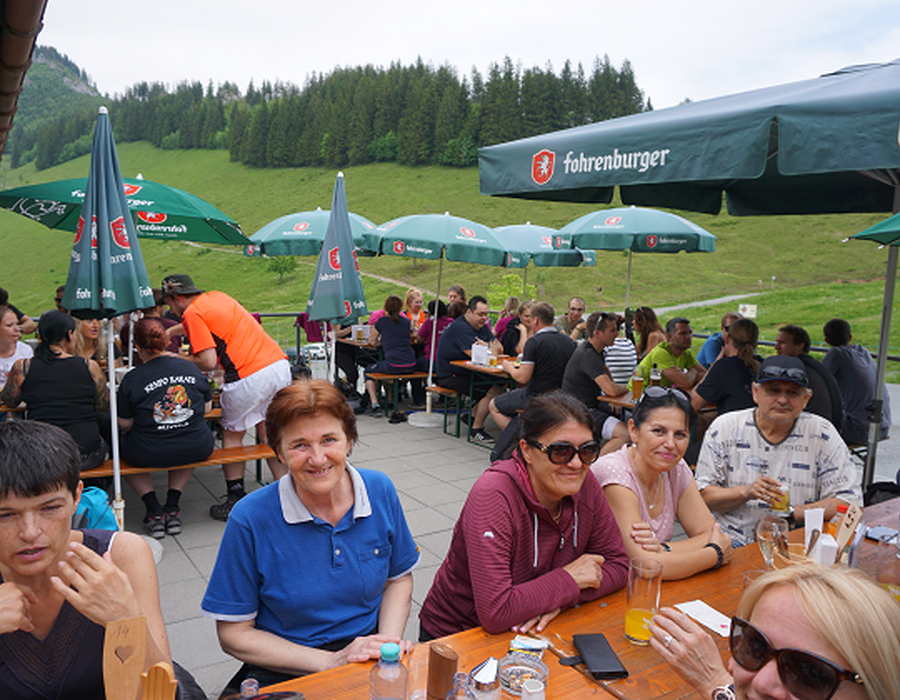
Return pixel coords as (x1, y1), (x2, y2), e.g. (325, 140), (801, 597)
(201, 379), (419, 689)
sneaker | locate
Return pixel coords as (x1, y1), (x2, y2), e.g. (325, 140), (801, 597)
(209, 491), (244, 521)
(143, 514), (166, 539)
(366, 404), (383, 417)
(164, 509), (182, 536)
(471, 428), (495, 443)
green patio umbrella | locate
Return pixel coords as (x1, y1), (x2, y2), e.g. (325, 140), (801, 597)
(245, 208), (376, 257)
(363, 213), (528, 425)
(480, 58), (900, 486)
(306, 173), (369, 383)
(560, 206), (715, 307)
(62, 106), (155, 529)
(493, 222), (596, 297)
(479, 58), (900, 216)
(0, 176), (249, 245)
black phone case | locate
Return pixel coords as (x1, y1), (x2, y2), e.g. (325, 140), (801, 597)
(572, 633), (628, 680)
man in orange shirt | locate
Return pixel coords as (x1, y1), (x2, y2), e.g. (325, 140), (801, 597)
(160, 274), (291, 520)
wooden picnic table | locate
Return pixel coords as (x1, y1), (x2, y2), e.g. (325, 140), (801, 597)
(449, 358), (515, 447)
(263, 497), (899, 700)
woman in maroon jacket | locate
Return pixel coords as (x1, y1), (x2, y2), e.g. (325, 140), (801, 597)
(419, 391), (629, 639)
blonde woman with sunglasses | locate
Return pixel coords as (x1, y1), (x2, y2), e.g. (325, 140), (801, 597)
(649, 564), (900, 700)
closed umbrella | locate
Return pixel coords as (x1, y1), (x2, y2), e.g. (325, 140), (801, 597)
(560, 206), (715, 307)
(62, 106), (155, 529)
(245, 208), (376, 257)
(306, 173), (369, 383)
(0, 176), (249, 245)
(480, 59), (900, 483)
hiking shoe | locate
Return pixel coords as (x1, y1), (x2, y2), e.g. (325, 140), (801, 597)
(388, 411), (408, 424)
(164, 509), (182, 536)
(471, 428), (494, 443)
(366, 404), (383, 417)
(209, 491), (244, 521)
(143, 514), (166, 539)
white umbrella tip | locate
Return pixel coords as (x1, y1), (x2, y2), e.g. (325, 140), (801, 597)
(444, 211), (450, 216)
(136, 173), (144, 180)
(99, 106), (108, 115)
(337, 171), (344, 178)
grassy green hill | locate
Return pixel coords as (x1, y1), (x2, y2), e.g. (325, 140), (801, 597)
(0, 142), (896, 374)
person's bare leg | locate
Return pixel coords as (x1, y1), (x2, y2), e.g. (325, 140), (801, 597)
(473, 386), (503, 430)
(366, 378), (379, 406)
(256, 420), (286, 480)
(222, 429), (247, 482)
(125, 473), (154, 497)
(167, 467), (195, 493)
(489, 396), (511, 431)
(600, 421), (629, 456)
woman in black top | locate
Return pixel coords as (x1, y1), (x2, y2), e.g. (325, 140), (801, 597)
(118, 318), (214, 538)
(1, 311), (108, 470)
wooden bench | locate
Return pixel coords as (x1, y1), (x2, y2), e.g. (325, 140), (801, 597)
(367, 372), (429, 416)
(426, 385), (463, 437)
(81, 444), (276, 479)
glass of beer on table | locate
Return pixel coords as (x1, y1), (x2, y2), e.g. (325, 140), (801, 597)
(625, 557), (662, 645)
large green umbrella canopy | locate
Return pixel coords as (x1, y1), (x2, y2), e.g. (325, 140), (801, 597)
(363, 212), (528, 268)
(62, 106), (155, 528)
(479, 58), (900, 216)
(481, 59), (900, 486)
(245, 208), (376, 257)
(493, 222), (596, 297)
(0, 176), (248, 245)
(560, 206), (715, 307)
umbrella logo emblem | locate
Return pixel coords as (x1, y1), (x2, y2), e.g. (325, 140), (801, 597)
(605, 216), (622, 226)
(123, 184), (143, 196)
(647, 234), (658, 248)
(393, 241), (405, 254)
(532, 149), (555, 185)
(111, 216), (131, 249)
(137, 211), (167, 224)
(541, 236), (553, 247)
(328, 247), (341, 270)
(344, 301), (352, 317)
(555, 236), (565, 249)
(75, 215), (85, 244)
(294, 222), (310, 231)
(352, 250), (360, 271)
(460, 227), (475, 238)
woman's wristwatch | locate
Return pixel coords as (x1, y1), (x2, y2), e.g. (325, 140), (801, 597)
(711, 685), (735, 700)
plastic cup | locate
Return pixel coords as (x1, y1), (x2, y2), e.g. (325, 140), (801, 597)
(877, 536), (900, 603)
(742, 569), (767, 590)
(631, 375), (644, 401)
(625, 557), (662, 645)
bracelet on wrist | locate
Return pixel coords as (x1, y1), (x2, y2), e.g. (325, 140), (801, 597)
(660, 542), (672, 552)
(704, 542), (724, 570)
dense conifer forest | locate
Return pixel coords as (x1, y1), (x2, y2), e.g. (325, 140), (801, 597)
(11, 51), (649, 171)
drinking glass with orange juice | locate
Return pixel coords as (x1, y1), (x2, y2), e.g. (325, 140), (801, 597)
(625, 558), (662, 645)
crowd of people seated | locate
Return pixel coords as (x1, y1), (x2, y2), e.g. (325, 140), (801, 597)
(1, 277), (896, 700)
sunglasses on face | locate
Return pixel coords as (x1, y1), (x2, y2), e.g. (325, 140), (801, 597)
(526, 439), (601, 465)
(757, 366), (808, 385)
(730, 617), (863, 700)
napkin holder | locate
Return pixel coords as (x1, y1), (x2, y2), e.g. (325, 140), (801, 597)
(471, 343), (489, 366)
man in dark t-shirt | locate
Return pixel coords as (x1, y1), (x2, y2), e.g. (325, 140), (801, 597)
(490, 302), (576, 431)
(562, 311), (630, 454)
(436, 295), (502, 442)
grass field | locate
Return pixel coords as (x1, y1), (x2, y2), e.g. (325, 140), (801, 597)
(0, 142), (896, 376)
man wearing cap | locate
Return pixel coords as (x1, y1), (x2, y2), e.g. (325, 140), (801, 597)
(695, 355), (861, 547)
(160, 274), (291, 520)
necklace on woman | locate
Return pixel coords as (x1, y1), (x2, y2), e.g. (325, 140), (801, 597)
(636, 469), (662, 511)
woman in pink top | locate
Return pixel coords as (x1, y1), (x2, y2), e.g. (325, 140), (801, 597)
(591, 387), (732, 580)
(417, 299), (452, 364)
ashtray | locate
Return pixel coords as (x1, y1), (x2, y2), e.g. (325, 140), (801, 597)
(498, 651), (548, 696)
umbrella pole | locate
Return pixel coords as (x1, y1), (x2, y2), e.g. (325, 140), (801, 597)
(127, 313), (136, 369)
(864, 243), (898, 487)
(522, 267), (528, 298)
(108, 325), (124, 530)
(409, 256), (445, 429)
(625, 250), (633, 308)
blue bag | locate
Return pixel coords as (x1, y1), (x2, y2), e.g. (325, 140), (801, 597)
(73, 486), (118, 530)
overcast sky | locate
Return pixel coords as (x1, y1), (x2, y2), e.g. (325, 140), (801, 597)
(40, 0), (900, 111)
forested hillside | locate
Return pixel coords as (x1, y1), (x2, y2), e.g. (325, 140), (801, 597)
(8, 52), (649, 172)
